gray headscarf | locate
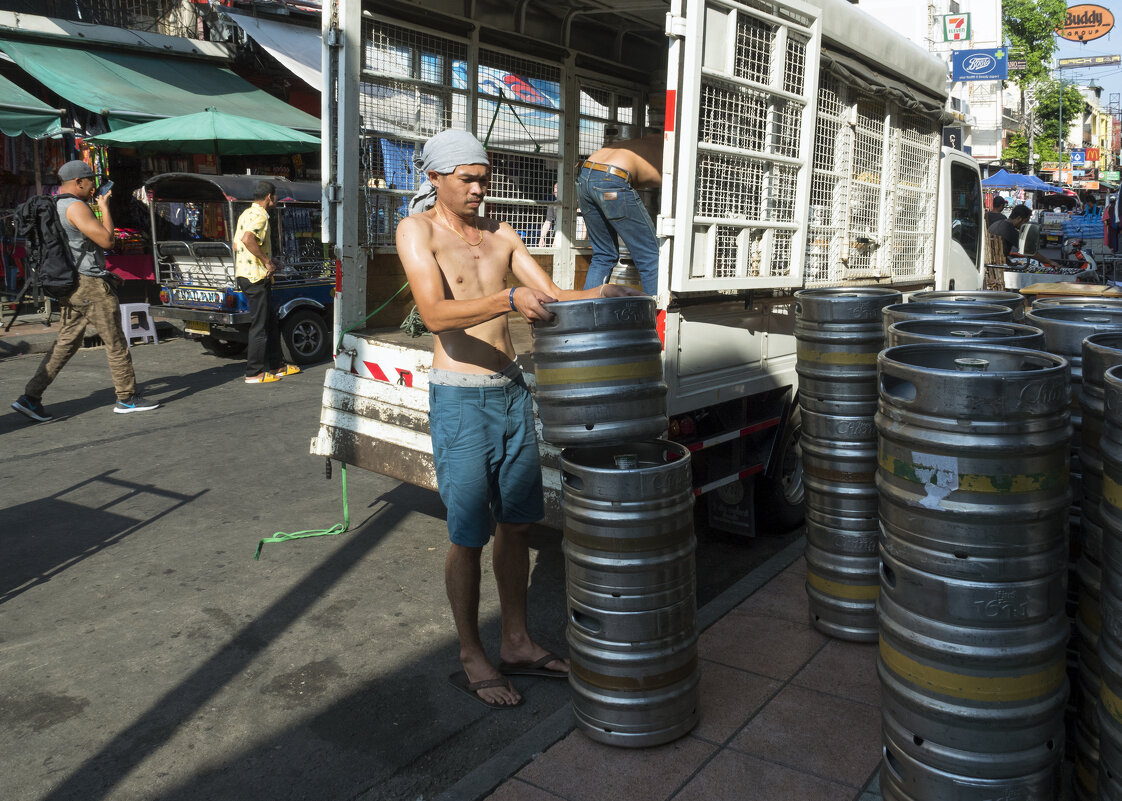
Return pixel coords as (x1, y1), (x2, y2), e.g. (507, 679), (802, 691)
(409, 129), (490, 216)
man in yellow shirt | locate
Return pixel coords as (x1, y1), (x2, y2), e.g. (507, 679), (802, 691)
(234, 180), (299, 383)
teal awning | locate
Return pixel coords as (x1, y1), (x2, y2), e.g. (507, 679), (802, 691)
(0, 39), (318, 132)
(0, 72), (62, 138)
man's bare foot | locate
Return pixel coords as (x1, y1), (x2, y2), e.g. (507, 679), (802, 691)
(459, 654), (522, 706)
(500, 637), (569, 677)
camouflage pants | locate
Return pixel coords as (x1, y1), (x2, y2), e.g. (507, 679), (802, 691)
(25, 274), (137, 402)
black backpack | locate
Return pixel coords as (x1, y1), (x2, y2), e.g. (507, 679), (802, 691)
(15, 193), (84, 299)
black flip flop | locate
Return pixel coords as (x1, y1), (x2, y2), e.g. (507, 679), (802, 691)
(447, 670), (524, 710)
(498, 652), (569, 679)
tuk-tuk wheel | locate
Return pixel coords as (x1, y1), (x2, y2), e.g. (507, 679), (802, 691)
(282, 309), (330, 365)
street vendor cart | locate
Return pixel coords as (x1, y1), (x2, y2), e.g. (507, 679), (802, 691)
(146, 173), (332, 363)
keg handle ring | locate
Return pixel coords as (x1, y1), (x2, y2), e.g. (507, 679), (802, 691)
(880, 374), (917, 403)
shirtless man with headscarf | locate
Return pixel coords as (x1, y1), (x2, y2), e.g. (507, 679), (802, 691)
(397, 130), (640, 709)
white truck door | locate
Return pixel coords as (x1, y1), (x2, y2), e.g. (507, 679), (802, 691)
(662, 0), (822, 293)
(934, 148), (984, 291)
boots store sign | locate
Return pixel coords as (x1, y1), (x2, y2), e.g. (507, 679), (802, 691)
(951, 49), (1009, 82)
(1057, 5), (1114, 43)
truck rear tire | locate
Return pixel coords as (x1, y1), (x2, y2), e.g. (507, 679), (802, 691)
(281, 309), (330, 365)
(755, 404), (804, 533)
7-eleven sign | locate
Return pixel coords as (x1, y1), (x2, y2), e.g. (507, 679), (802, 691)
(942, 14), (971, 41)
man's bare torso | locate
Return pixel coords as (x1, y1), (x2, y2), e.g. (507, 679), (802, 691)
(587, 134), (664, 188)
(421, 210), (518, 373)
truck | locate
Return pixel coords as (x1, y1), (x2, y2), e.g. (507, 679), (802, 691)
(147, 173), (334, 364)
(310, 0), (985, 534)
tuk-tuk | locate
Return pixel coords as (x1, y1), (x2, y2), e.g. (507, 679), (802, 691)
(145, 173), (332, 364)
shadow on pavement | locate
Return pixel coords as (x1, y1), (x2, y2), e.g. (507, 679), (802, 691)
(33, 483), (441, 801)
(0, 470), (207, 605)
(0, 360), (243, 430)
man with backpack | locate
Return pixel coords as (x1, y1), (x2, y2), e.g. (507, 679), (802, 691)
(11, 160), (159, 422)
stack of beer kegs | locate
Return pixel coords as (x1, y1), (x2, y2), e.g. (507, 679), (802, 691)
(1099, 364), (1122, 799)
(1025, 304), (1122, 795)
(876, 344), (1071, 800)
(532, 295), (698, 747)
(1073, 334), (1122, 799)
(793, 287), (901, 641)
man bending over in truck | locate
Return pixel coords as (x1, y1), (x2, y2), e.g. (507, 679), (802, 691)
(397, 129), (640, 709)
(578, 132), (663, 296)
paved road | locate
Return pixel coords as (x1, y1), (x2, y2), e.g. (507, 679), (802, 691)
(0, 338), (797, 801)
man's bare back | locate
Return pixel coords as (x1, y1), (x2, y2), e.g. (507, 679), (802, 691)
(586, 133), (664, 189)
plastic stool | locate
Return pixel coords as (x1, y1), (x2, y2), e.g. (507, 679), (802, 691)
(119, 302), (158, 347)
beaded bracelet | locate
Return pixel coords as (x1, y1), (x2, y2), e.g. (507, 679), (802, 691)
(508, 287), (517, 311)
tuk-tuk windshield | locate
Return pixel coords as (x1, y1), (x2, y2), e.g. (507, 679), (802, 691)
(153, 201), (229, 243)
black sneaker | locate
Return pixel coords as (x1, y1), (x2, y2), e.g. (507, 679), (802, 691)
(114, 394), (160, 414)
(11, 395), (52, 422)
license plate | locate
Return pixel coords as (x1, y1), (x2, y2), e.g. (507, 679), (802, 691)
(185, 321), (210, 335)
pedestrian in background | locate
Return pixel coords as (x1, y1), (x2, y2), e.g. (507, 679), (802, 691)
(12, 160), (159, 422)
(234, 180), (300, 384)
(985, 195), (1006, 228)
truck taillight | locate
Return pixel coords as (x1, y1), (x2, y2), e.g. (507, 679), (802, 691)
(159, 289), (170, 304)
(224, 293), (237, 309)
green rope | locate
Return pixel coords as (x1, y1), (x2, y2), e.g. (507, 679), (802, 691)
(335, 280), (411, 354)
(254, 464), (349, 560)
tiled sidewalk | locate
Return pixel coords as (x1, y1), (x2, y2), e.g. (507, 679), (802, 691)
(485, 557), (884, 801)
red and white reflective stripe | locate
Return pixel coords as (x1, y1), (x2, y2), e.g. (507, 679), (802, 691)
(361, 361), (414, 387)
(682, 417), (781, 452)
(693, 465), (764, 497)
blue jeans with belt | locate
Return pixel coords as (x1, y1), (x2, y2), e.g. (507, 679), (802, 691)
(577, 167), (659, 295)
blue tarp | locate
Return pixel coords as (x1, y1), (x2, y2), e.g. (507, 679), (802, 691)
(982, 169), (1055, 191)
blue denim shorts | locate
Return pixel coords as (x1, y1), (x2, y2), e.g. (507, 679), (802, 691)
(428, 370), (544, 547)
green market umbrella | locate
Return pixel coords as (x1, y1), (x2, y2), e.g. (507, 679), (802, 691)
(87, 107), (320, 157)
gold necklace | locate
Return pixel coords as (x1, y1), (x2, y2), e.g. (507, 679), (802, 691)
(435, 205), (484, 247)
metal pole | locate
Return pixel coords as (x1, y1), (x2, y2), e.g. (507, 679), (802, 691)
(1058, 78), (1064, 184)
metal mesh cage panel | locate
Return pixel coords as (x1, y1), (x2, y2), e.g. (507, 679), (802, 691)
(734, 15), (775, 85)
(358, 20), (469, 247)
(805, 72), (848, 285)
(783, 36), (807, 95)
(699, 82), (767, 151)
(486, 154), (557, 244)
(477, 50), (561, 156)
(685, 1), (813, 289)
(696, 153), (765, 221)
(40, 0), (203, 38)
(891, 115), (939, 281)
(772, 100), (802, 159)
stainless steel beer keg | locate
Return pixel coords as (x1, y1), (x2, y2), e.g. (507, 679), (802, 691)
(532, 297), (667, 446)
(877, 344), (1071, 801)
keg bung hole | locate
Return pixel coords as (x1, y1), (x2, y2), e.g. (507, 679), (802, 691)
(1046, 740), (1054, 750)
(913, 735), (924, 747)
(585, 423), (595, 431)
(954, 358), (989, 372)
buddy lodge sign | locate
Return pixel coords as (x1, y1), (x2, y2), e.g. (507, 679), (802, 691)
(1057, 4), (1115, 43)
